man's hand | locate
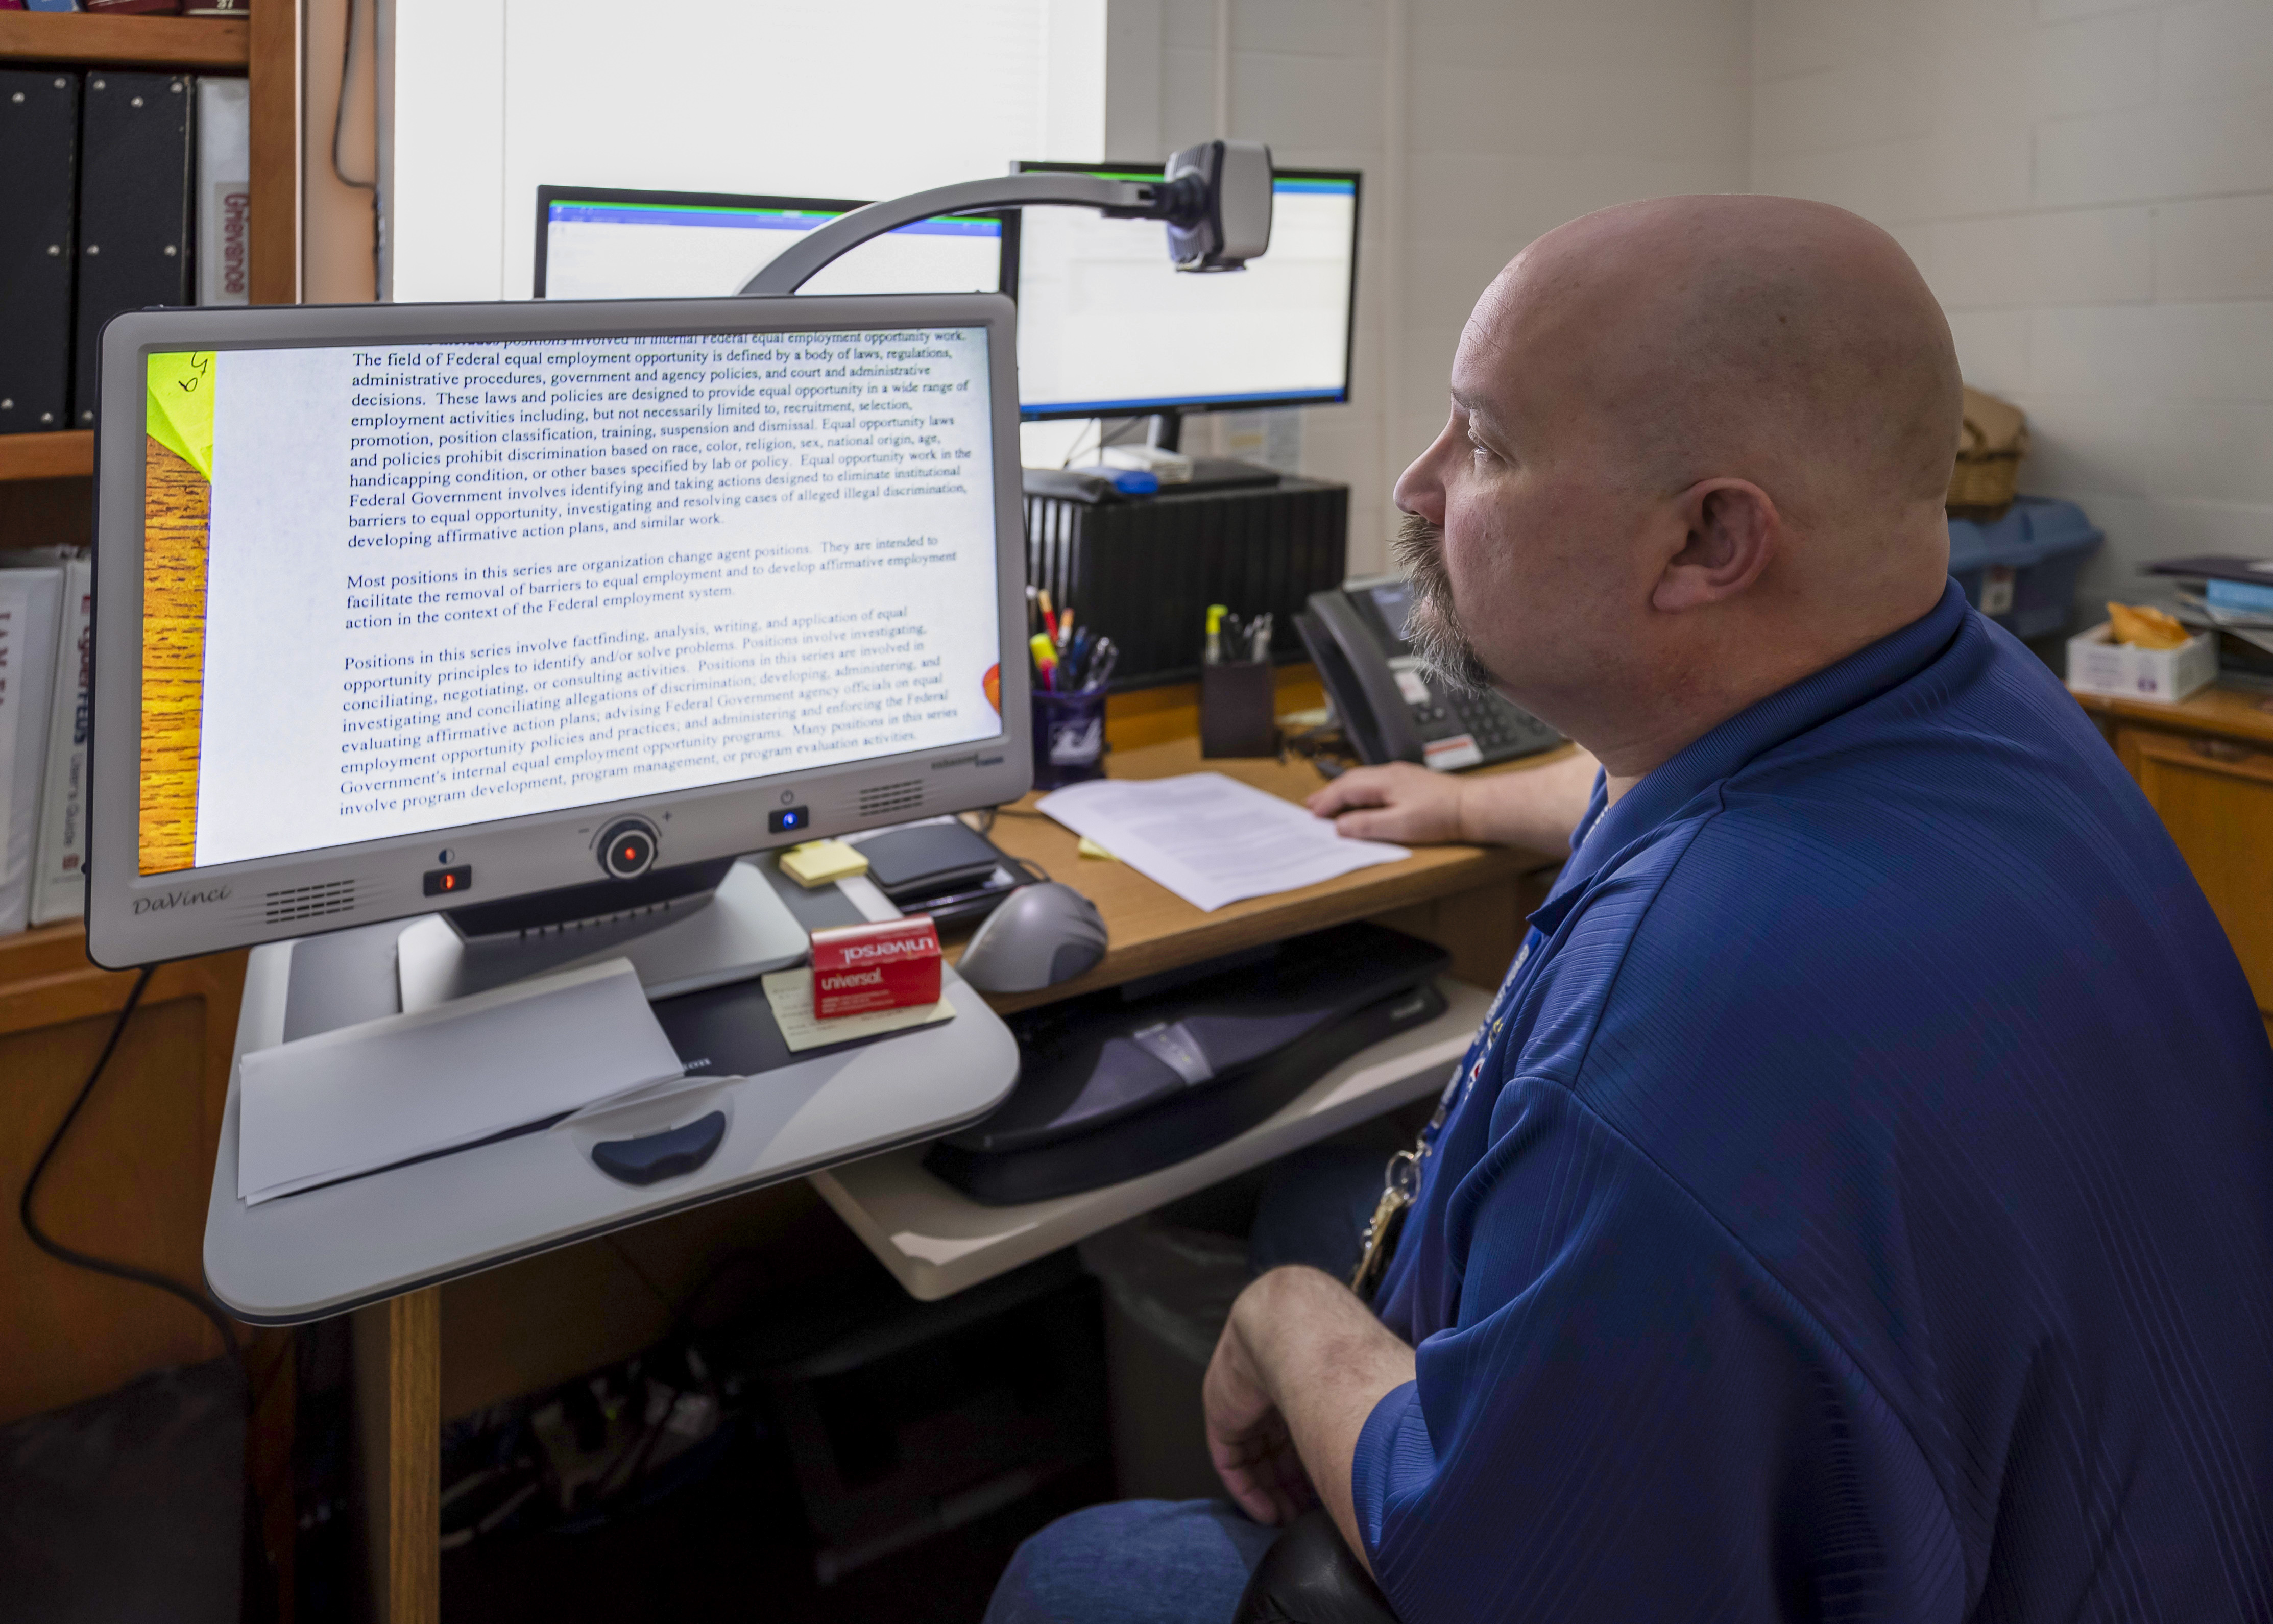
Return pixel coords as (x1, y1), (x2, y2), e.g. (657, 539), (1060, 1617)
(1203, 1267), (1418, 1574)
(1308, 747), (1601, 855)
(1306, 761), (1468, 843)
(1202, 1305), (1319, 1526)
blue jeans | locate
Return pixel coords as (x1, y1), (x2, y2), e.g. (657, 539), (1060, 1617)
(982, 1498), (1280, 1624)
(985, 1148), (1390, 1623)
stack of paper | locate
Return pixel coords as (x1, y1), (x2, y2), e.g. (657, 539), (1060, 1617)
(1036, 773), (1409, 912)
(237, 960), (685, 1205)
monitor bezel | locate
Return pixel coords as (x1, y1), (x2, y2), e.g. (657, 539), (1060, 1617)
(531, 183), (1019, 302)
(1009, 160), (1362, 422)
(89, 293), (1034, 969)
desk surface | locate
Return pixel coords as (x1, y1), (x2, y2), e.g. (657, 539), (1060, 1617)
(2072, 682), (2273, 747)
(970, 738), (1575, 1012)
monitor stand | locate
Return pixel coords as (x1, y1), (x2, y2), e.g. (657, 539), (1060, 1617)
(1145, 409), (1284, 492)
(395, 855), (810, 1013)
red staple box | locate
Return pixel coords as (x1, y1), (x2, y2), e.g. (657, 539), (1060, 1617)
(810, 916), (942, 1019)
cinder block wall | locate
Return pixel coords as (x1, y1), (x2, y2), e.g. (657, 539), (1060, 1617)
(1755, 0), (2273, 608)
(1106, 0), (1752, 574)
(1110, 0), (2273, 597)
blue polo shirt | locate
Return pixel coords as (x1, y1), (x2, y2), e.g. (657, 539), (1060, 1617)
(1355, 582), (2273, 1620)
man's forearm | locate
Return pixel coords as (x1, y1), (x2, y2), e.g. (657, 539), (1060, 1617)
(1236, 1266), (1417, 1574)
(1458, 747), (1598, 854)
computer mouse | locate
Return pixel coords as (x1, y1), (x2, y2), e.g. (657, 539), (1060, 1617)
(956, 882), (1109, 993)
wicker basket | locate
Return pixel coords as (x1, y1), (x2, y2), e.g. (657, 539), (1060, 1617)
(1948, 385), (2028, 515)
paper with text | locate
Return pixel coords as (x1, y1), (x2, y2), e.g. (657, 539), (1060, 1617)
(1035, 773), (1408, 912)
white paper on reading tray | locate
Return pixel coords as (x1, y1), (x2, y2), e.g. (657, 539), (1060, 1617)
(1036, 773), (1409, 912)
(761, 967), (954, 1053)
(237, 959), (683, 1205)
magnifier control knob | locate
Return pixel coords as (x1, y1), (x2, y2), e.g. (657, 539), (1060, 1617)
(597, 818), (659, 880)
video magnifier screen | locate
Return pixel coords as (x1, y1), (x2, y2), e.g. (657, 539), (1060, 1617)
(135, 327), (1005, 876)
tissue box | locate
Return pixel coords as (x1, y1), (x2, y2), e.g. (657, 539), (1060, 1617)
(809, 916), (942, 1019)
(2066, 621), (2218, 704)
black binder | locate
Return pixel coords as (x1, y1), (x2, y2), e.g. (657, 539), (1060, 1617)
(0, 70), (80, 435)
(73, 70), (195, 429)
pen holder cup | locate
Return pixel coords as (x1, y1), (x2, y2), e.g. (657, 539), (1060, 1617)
(1200, 662), (1278, 758)
(1032, 689), (1108, 790)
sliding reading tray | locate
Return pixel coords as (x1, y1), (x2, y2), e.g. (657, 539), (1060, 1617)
(203, 864), (1019, 1324)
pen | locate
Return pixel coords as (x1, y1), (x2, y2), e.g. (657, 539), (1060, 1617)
(1029, 632), (1059, 693)
(1037, 588), (1056, 632)
(1205, 604), (1227, 665)
(1057, 605), (1075, 651)
(1250, 613), (1271, 662)
(1086, 636), (1118, 690)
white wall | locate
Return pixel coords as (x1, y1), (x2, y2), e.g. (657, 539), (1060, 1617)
(1753, 0), (2273, 607)
(1104, 0), (1752, 573)
(383, 0), (1104, 304)
(1105, 1), (2273, 597)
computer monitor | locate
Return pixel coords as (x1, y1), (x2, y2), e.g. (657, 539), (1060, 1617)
(87, 293), (1032, 968)
(534, 185), (1011, 302)
(1010, 162), (1359, 420)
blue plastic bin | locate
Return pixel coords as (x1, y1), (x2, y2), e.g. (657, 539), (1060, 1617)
(1947, 497), (2103, 639)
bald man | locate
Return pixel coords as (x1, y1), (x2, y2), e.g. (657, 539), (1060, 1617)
(984, 197), (2273, 1623)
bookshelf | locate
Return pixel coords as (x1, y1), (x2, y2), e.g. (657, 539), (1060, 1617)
(1, 3), (302, 1612)
(0, 11), (250, 71)
(0, 431), (94, 483)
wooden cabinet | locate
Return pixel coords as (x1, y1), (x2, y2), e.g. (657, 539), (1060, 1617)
(0, 4), (302, 1604)
(2081, 687), (2273, 1040)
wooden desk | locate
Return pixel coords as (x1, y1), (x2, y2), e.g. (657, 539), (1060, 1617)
(2074, 684), (2273, 1038)
(353, 719), (1568, 1622)
(971, 734), (1570, 1010)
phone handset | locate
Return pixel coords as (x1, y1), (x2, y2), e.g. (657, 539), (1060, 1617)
(1297, 592), (1428, 766)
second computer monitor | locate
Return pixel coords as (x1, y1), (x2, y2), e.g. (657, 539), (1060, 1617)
(1012, 162), (1359, 420)
(535, 185), (1009, 301)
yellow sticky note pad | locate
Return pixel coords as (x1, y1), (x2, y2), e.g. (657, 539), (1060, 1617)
(146, 351), (217, 479)
(1077, 837), (1119, 862)
(780, 839), (868, 888)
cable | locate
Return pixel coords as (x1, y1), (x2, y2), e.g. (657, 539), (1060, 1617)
(331, 0), (376, 192)
(19, 966), (245, 1375)
(331, 0), (384, 301)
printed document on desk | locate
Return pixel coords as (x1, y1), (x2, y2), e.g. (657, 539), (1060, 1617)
(1036, 773), (1408, 912)
(237, 959), (684, 1205)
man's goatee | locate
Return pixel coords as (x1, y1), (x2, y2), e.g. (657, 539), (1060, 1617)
(1392, 512), (1495, 697)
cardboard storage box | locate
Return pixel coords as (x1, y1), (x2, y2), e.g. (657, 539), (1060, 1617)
(2066, 622), (2218, 704)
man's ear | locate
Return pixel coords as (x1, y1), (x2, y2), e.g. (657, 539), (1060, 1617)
(1652, 479), (1779, 613)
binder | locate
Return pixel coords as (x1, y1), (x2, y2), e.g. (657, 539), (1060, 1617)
(0, 71), (79, 434)
(195, 77), (250, 305)
(74, 71), (195, 429)
(30, 556), (92, 926)
(0, 568), (63, 935)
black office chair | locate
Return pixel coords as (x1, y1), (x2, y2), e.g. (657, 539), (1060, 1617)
(1231, 1510), (1401, 1624)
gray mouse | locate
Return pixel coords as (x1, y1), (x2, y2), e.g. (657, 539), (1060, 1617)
(956, 882), (1109, 993)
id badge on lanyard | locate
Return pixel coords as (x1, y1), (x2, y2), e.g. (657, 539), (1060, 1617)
(1350, 930), (1541, 1300)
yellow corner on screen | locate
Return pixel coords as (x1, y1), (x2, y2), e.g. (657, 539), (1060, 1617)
(147, 351), (217, 479)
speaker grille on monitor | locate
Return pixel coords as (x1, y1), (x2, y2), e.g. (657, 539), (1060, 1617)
(264, 880), (357, 925)
(858, 780), (924, 819)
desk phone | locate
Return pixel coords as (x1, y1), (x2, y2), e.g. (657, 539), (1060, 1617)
(1296, 574), (1561, 770)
